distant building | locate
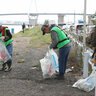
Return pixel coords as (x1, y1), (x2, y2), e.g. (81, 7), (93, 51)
(58, 15), (64, 25)
(29, 18), (37, 26)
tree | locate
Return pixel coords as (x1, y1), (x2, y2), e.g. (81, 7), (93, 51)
(91, 11), (96, 25)
(44, 20), (49, 25)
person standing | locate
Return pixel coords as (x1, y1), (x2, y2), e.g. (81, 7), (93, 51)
(22, 23), (25, 33)
(86, 26), (96, 65)
(0, 25), (13, 72)
(41, 24), (71, 79)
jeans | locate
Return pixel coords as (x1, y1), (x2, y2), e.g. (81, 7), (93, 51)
(22, 28), (24, 33)
(58, 45), (71, 76)
(6, 43), (13, 63)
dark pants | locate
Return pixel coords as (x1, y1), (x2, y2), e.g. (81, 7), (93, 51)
(6, 43), (13, 59)
(58, 45), (71, 76)
(22, 28), (24, 33)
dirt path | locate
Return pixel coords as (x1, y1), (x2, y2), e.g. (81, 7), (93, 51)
(0, 37), (94, 96)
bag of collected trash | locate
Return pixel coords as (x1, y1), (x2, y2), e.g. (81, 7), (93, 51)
(49, 49), (59, 72)
(40, 49), (59, 79)
(72, 70), (96, 92)
(0, 40), (11, 64)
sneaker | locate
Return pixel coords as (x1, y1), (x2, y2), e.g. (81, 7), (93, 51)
(4, 68), (12, 72)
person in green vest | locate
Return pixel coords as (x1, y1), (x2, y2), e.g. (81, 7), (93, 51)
(41, 24), (71, 79)
(0, 25), (13, 72)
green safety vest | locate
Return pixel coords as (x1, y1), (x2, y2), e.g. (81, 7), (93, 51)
(0, 28), (13, 46)
(50, 26), (71, 49)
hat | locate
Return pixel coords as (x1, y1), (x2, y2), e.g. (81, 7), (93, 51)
(41, 24), (49, 35)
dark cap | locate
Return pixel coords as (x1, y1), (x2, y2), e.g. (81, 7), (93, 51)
(41, 24), (49, 35)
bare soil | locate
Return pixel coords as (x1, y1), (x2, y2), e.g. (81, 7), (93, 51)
(0, 37), (94, 96)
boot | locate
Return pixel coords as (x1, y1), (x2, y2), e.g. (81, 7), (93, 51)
(0, 63), (6, 71)
(4, 61), (12, 72)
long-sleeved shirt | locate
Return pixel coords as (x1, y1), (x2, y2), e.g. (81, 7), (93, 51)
(50, 30), (58, 49)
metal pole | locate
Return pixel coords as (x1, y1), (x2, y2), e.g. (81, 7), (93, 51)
(95, 85), (96, 96)
(83, 0), (86, 50)
(83, 51), (89, 78)
(83, 0), (88, 78)
(74, 11), (75, 25)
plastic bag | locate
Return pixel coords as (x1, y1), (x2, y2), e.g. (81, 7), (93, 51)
(40, 49), (59, 79)
(0, 40), (11, 64)
(49, 49), (59, 72)
(73, 70), (96, 92)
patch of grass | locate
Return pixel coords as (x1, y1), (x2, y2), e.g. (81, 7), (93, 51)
(13, 26), (51, 47)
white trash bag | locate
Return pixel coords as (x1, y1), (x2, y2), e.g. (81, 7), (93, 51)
(73, 70), (96, 92)
(0, 40), (11, 64)
(49, 49), (59, 72)
(40, 49), (59, 79)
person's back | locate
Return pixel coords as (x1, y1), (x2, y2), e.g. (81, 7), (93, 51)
(22, 23), (25, 29)
(22, 23), (25, 33)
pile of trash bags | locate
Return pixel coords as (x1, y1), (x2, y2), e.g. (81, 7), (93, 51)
(73, 70), (96, 92)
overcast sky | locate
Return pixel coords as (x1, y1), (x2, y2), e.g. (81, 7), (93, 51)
(0, 0), (96, 23)
(0, 0), (96, 14)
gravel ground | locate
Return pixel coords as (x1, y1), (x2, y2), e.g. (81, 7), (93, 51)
(0, 37), (95, 96)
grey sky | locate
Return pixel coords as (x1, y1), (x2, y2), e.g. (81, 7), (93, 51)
(0, 0), (96, 23)
(0, 0), (96, 14)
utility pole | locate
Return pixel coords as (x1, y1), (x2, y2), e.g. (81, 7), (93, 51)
(28, 0), (38, 26)
(83, 0), (86, 50)
(83, 0), (89, 78)
(74, 11), (75, 25)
